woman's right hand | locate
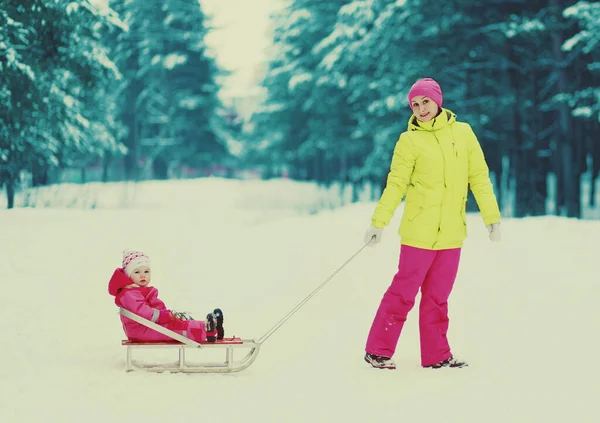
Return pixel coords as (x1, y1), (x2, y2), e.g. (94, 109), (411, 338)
(364, 226), (383, 245)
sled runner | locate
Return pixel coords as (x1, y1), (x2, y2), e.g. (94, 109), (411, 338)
(119, 308), (260, 373)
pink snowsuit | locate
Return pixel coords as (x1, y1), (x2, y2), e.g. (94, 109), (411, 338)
(108, 268), (208, 342)
(365, 245), (461, 367)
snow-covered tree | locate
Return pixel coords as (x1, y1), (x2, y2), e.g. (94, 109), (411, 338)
(0, 0), (126, 207)
(107, 0), (230, 180)
(560, 0), (600, 207)
(287, 0), (598, 217)
(248, 0), (352, 185)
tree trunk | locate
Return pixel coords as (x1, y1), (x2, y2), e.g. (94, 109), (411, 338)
(124, 112), (141, 181)
(507, 42), (529, 218)
(551, 0), (578, 217)
(590, 165), (597, 208)
(531, 65), (548, 216)
(152, 156), (169, 179)
(102, 151), (111, 183)
(590, 119), (600, 207)
(6, 179), (15, 209)
(352, 176), (361, 203)
(312, 150), (320, 183)
(31, 162), (49, 186)
(123, 72), (143, 181)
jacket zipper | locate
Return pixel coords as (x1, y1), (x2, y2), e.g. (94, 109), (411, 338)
(431, 121), (447, 188)
(431, 119), (444, 248)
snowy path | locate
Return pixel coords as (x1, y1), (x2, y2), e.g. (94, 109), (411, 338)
(1, 191), (597, 423)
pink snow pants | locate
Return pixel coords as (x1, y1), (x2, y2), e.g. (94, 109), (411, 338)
(365, 244), (461, 367)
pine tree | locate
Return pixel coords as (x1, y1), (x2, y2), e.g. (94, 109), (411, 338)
(107, 0), (230, 180)
(308, 0), (599, 216)
(560, 0), (600, 207)
(248, 0), (353, 188)
(0, 0), (125, 207)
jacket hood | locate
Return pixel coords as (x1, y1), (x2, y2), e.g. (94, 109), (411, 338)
(108, 268), (132, 296)
(408, 108), (456, 132)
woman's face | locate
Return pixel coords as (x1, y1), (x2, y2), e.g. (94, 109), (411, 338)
(410, 96), (439, 122)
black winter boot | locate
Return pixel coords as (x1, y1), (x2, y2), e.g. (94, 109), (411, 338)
(205, 313), (217, 342)
(213, 308), (224, 340)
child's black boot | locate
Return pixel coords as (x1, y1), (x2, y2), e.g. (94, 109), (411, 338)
(213, 308), (224, 340)
(205, 313), (217, 342)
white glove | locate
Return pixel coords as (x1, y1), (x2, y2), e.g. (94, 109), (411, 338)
(364, 226), (383, 245)
(487, 222), (501, 242)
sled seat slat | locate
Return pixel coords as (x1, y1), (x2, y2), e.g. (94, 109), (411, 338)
(122, 337), (244, 346)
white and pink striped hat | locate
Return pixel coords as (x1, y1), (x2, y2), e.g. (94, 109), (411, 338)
(122, 249), (150, 277)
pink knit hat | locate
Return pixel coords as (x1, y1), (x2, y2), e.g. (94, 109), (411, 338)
(407, 78), (443, 108)
(122, 249), (150, 277)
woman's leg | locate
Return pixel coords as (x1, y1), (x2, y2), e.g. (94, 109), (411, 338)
(365, 245), (436, 358)
(418, 248), (461, 367)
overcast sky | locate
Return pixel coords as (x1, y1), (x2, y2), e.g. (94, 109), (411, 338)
(89, 0), (285, 98)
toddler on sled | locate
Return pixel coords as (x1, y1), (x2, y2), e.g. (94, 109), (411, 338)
(108, 249), (224, 342)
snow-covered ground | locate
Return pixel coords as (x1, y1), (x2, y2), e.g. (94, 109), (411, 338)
(1, 178), (598, 423)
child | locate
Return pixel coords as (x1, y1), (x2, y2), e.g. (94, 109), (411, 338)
(108, 249), (224, 343)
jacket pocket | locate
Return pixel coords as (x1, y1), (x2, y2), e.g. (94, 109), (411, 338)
(409, 205), (424, 221)
(403, 188), (426, 221)
(404, 195), (425, 222)
(460, 197), (468, 238)
(399, 200), (423, 237)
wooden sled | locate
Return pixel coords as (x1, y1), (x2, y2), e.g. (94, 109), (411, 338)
(119, 308), (260, 374)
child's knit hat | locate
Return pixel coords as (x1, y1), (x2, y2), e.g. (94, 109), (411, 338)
(122, 249), (150, 277)
(407, 78), (443, 108)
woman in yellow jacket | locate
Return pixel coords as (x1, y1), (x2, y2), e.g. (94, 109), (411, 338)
(363, 78), (501, 370)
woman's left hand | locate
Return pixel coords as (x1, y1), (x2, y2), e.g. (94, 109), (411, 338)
(487, 222), (501, 242)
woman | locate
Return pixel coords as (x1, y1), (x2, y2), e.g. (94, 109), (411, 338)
(363, 78), (501, 370)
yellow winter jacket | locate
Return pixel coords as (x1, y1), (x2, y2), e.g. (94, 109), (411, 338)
(371, 108), (500, 250)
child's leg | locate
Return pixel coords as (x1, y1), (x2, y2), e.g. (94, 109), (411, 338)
(365, 245), (436, 358)
(418, 248), (461, 367)
(184, 317), (217, 342)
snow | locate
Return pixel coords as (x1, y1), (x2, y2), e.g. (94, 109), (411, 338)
(162, 53), (188, 70)
(66, 2), (80, 15)
(1, 177), (598, 422)
(562, 31), (587, 51)
(286, 8), (313, 32)
(573, 106), (593, 117)
(178, 96), (202, 110)
(505, 18), (545, 39)
(6, 50), (36, 81)
(319, 43), (345, 71)
(288, 72), (312, 91)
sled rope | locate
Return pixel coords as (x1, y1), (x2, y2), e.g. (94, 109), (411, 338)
(257, 239), (373, 345)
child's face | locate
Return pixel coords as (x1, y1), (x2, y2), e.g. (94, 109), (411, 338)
(411, 96), (439, 122)
(129, 266), (151, 287)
